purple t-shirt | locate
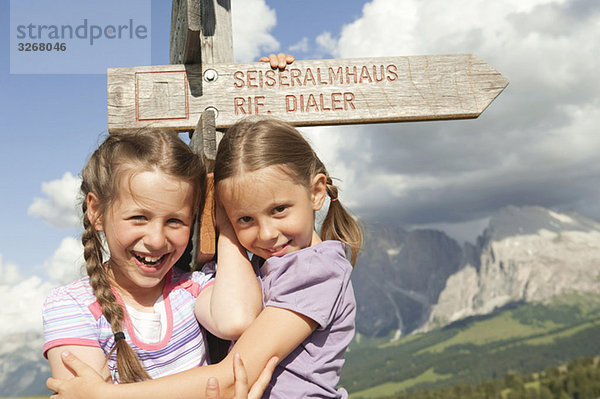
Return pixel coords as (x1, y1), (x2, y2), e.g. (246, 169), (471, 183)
(254, 240), (356, 399)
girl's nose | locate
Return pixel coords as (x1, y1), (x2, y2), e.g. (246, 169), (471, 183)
(258, 221), (277, 242)
(145, 222), (167, 249)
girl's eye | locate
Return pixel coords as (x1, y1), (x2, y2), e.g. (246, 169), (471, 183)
(167, 218), (184, 226)
(273, 205), (287, 214)
(130, 215), (147, 222)
(238, 216), (253, 224)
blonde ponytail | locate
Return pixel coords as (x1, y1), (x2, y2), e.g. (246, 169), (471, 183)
(320, 177), (362, 266)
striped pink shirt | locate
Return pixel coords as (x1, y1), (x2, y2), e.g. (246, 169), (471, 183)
(43, 268), (214, 382)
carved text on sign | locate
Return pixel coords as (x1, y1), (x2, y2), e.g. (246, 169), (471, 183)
(108, 55), (509, 132)
(232, 64), (399, 89)
(234, 93), (357, 115)
(230, 64), (398, 116)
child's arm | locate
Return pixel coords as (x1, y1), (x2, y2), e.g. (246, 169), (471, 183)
(49, 351), (278, 399)
(43, 288), (112, 381)
(201, 353), (278, 399)
(194, 206), (262, 340)
(47, 306), (317, 399)
(47, 345), (110, 381)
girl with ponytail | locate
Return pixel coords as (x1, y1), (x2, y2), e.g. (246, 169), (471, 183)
(208, 117), (362, 398)
(43, 129), (262, 383)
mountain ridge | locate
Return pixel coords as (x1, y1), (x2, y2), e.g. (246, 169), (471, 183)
(352, 205), (600, 337)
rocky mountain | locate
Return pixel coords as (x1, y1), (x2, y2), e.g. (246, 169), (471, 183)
(352, 206), (600, 337)
(352, 224), (463, 337)
(421, 206), (600, 331)
(0, 331), (51, 396)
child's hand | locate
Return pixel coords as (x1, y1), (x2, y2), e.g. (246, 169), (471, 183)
(46, 351), (108, 399)
(259, 53), (295, 70)
(215, 203), (235, 238)
(205, 353), (278, 399)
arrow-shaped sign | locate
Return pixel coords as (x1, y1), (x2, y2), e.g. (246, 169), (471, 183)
(107, 54), (508, 133)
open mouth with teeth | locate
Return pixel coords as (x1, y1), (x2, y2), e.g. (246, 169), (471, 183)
(133, 253), (168, 267)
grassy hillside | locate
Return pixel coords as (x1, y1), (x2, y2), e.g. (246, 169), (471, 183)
(376, 356), (600, 399)
(341, 294), (600, 398)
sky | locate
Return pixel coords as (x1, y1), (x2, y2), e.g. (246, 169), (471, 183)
(1, 0), (600, 337)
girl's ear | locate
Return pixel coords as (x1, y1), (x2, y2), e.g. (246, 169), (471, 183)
(86, 193), (104, 231)
(311, 173), (327, 211)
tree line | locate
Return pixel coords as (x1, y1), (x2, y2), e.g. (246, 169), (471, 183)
(365, 356), (600, 399)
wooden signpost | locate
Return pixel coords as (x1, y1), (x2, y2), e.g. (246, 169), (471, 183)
(108, 55), (508, 133)
(107, 0), (509, 266)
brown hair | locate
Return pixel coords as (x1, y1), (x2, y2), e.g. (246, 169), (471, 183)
(80, 130), (206, 382)
(214, 118), (362, 265)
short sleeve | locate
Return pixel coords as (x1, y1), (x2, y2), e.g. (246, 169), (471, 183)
(192, 268), (215, 295)
(264, 249), (351, 329)
(169, 267), (215, 297)
(42, 285), (100, 358)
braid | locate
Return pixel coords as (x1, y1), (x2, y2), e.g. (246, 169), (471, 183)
(81, 189), (151, 383)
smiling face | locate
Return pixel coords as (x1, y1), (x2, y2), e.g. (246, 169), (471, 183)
(218, 165), (327, 260)
(88, 169), (195, 303)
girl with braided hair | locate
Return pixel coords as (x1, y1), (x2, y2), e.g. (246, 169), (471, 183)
(42, 129), (262, 384)
(47, 118), (362, 398)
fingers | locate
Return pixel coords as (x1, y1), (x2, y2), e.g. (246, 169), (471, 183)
(247, 356), (278, 399)
(259, 53), (295, 70)
(274, 53), (294, 69)
(205, 377), (220, 399)
(268, 53), (280, 69)
(46, 377), (61, 394)
(233, 353), (249, 398)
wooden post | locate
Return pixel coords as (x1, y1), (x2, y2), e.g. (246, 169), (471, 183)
(170, 0), (202, 64)
(189, 110), (218, 265)
(170, 0), (233, 363)
(169, 0), (233, 266)
(170, 0), (233, 65)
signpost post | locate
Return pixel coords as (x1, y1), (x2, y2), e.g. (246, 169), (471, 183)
(107, 0), (509, 266)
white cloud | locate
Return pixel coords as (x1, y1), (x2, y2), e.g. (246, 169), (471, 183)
(315, 32), (338, 57)
(335, 0), (419, 58)
(0, 255), (21, 286)
(44, 237), (84, 286)
(289, 37), (309, 53)
(28, 172), (81, 229)
(0, 254), (54, 336)
(231, 0), (279, 61)
(297, 0), (600, 242)
(0, 236), (84, 337)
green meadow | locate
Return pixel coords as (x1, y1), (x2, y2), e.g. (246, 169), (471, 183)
(342, 294), (600, 398)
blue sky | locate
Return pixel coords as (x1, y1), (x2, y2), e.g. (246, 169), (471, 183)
(0, 0), (362, 278)
(2, 0), (600, 335)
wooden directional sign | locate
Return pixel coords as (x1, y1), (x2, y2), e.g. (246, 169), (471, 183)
(107, 54), (508, 133)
